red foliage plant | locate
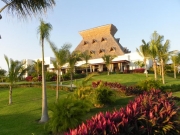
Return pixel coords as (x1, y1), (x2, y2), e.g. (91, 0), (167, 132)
(25, 76), (33, 82)
(65, 90), (180, 135)
(92, 80), (142, 95)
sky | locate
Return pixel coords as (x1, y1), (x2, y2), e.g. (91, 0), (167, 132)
(0, 0), (180, 70)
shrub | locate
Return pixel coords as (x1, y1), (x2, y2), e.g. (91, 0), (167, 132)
(161, 84), (180, 92)
(95, 84), (115, 105)
(48, 96), (90, 134)
(45, 71), (56, 81)
(133, 68), (145, 73)
(136, 79), (161, 91)
(73, 86), (93, 100)
(25, 76), (33, 82)
(66, 90), (180, 135)
(92, 80), (143, 96)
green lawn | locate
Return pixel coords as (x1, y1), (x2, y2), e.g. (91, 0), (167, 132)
(71, 72), (180, 86)
(0, 73), (180, 134)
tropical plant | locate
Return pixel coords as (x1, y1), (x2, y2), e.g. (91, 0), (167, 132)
(95, 85), (115, 106)
(136, 79), (161, 91)
(102, 54), (115, 75)
(80, 50), (92, 75)
(66, 90), (180, 135)
(4, 55), (28, 104)
(33, 59), (42, 79)
(134, 60), (144, 68)
(156, 36), (170, 84)
(48, 96), (90, 134)
(50, 43), (71, 101)
(67, 51), (80, 90)
(171, 53), (180, 78)
(37, 19), (52, 122)
(149, 31), (161, 80)
(136, 40), (150, 77)
(0, 0), (55, 19)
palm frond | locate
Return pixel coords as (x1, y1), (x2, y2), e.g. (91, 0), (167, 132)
(1, 0), (55, 19)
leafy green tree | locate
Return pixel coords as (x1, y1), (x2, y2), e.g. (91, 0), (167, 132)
(50, 43), (71, 101)
(37, 19), (52, 122)
(80, 50), (92, 75)
(136, 40), (150, 77)
(102, 55), (115, 75)
(4, 55), (28, 105)
(0, 0), (55, 19)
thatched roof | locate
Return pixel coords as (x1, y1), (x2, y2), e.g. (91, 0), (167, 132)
(74, 24), (131, 59)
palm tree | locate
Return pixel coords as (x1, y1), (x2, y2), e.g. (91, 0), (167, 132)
(37, 19), (52, 123)
(4, 55), (28, 105)
(102, 55), (115, 75)
(67, 52), (79, 91)
(0, 0), (55, 19)
(149, 31), (162, 80)
(50, 43), (71, 101)
(171, 53), (180, 78)
(33, 59), (42, 80)
(80, 50), (92, 75)
(156, 36), (170, 84)
(136, 40), (150, 77)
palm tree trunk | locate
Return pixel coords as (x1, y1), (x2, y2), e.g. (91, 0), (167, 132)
(86, 65), (88, 75)
(174, 64), (176, 79)
(56, 69), (59, 101)
(9, 85), (12, 105)
(153, 59), (157, 80)
(161, 59), (165, 84)
(144, 61), (148, 77)
(40, 39), (49, 123)
(70, 72), (73, 91)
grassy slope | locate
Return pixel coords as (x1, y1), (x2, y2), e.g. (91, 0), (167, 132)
(73, 73), (180, 86)
(1, 73), (180, 134)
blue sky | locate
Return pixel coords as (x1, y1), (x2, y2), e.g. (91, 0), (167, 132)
(0, 0), (180, 70)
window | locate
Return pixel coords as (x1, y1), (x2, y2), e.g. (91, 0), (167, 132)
(92, 39), (97, 44)
(101, 37), (107, 42)
(83, 41), (88, 45)
(99, 49), (105, 54)
(110, 47), (116, 52)
(90, 50), (95, 55)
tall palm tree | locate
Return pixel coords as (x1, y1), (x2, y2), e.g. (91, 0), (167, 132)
(50, 43), (71, 101)
(67, 52), (79, 90)
(156, 36), (170, 84)
(171, 53), (180, 78)
(136, 40), (150, 77)
(4, 55), (28, 105)
(80, 50), (92, 75)
(102, 55), (115, 75)
(149, 31), (162, 80)
(37, 19), (52, 123)
(0, 0), (55, 19)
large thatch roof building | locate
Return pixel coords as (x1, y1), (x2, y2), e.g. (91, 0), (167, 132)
(74, 24), (131, 59)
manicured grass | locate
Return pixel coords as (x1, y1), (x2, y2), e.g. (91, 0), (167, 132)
(70, 72), (180, 86)
(0, 87), (69, 135)
(0, 88), (134, 134)
(0, 73), (180, 134)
